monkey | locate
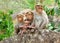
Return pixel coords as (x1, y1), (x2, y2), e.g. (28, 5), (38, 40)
(14, 9), (37, 35)
(33, 4), (49, 29)
(26, 11), (33, 20)
(24, 10), (35, 27)
(14, 14), (24, 35)
(18, 19), (35, 35)
(14, 10), (35, 35)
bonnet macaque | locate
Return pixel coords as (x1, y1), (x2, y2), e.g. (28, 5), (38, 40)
(18, 19), (35, 35)
(25, 11), (35, 27)
(15, 14), (24, 35)
(33, 4), (49, 29)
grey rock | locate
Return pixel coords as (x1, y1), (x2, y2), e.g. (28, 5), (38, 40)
(0, 28), (60, 43)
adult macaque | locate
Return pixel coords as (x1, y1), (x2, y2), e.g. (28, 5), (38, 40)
(14, 14), (24, 35)
(22, 10), (35, 26)
(25, 11), (34, 23)
(33, 4), (49, 29)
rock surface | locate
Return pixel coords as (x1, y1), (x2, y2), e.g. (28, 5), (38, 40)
(0, 28), (60, 43)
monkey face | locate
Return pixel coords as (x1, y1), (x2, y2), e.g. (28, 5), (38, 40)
(25, 11), (34, 21)
(35, 5), (43, 13)
(17, 15), (23, 22)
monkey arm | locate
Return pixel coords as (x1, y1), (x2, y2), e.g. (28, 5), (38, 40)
(42, 10), (49, 23)
(14, 25), (20, 35)
(40, 19), (47, 29)
(40, 11), (49, 29)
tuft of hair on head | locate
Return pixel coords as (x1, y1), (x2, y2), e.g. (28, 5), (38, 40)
(17, 14), (24, 18)
(35, 3), (43, 9)
(26, 11), (33, 15)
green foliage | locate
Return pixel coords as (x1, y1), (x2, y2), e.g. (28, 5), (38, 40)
(54, 7), (60, 15)
(55, 0), (60, 8)
(44, 4), (60, 32)
(23, 0), (35, 10)
(43, 0), (54, 5)
(0, 10), (14, 41)
(44, 6), (55, 16)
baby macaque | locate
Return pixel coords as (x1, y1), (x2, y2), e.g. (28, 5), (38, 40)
(18, 19), (35, 35)
(15, 14), (24, 35)
(17, 14), (23, 23)
(26, 11), (33, 21)
(25, 11), (35, 26)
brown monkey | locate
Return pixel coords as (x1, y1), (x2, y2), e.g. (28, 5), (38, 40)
(33, 4), (49, 29)
(25, 11), (35, 27)
(14, 14), (24, 35)
(26, 11), (34, 23)
(18, 18), (35, 35)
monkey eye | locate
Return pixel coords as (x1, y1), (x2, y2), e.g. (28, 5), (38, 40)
(38, 7), (42, 9)
(24, 19), (31, 21)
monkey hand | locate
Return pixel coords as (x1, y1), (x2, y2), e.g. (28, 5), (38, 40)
(23, 26), (28, 29)
(19, 25), (24, 29)
(27, 26), (35, 29)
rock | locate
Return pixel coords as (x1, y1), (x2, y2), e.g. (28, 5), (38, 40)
(0, 28), (60, 43)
